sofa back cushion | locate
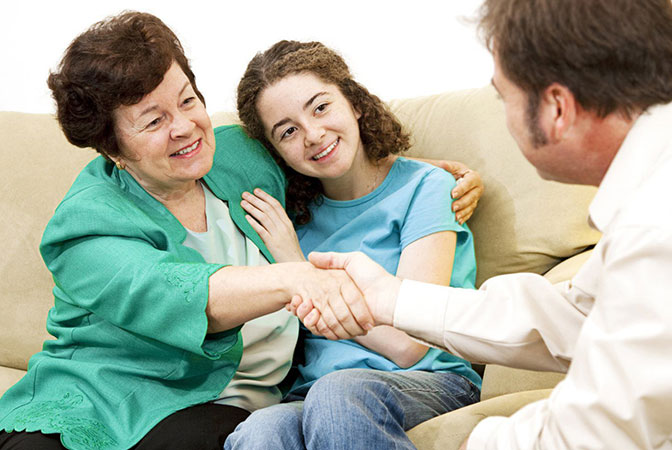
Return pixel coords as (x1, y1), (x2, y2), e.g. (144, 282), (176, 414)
(388, 86), (601, 286)
(0, 112), (96, 370)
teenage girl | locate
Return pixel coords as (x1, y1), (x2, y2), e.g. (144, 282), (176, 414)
(226, 40), (483, 450)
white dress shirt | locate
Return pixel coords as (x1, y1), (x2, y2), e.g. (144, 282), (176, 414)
(394, 102), (672, 449)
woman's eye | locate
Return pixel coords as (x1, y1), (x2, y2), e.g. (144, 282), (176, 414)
(146, 117), (162, 129)
(315, 103), (329, 113)
(281, 126), (298, 140)
(183, 96), (196, 106)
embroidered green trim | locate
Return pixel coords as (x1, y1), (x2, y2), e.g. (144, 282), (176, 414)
(13, 393), (117, 449)
(161, 263), (209, 303)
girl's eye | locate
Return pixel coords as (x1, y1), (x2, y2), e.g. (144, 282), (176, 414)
(183, 96), (196, 106)
(315, 103), (329, 113)
(281, 126), (298, 140)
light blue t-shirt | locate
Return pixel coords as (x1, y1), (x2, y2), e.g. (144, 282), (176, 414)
(291, 157), (480, 394)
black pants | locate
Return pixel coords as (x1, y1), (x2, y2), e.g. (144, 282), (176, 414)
(0, 402), (249, 450)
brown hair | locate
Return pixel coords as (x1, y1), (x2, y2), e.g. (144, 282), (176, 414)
(478, 0), (672, 118)
(237, 40), (410, 225)
(47, 11), (204, 160)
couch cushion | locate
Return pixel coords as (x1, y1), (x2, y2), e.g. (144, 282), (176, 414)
(0, 112), (96, 370)
(389, 87), (601, 286)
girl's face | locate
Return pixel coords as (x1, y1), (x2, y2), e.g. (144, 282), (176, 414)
(256, 72), (366, 183)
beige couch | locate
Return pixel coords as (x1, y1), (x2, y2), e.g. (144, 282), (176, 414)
(0, 85), (599, 448)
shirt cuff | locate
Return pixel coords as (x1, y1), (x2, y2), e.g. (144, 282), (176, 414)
(467, 416), (509, 450)
(393, 279), (451, 347)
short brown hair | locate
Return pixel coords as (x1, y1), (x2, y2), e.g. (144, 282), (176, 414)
(237, 40), (410, 225)
(478, 0), (672, 118)
(47, 11), (204, 160)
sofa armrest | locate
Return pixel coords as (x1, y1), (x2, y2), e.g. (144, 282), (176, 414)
(407, 388), (553, 450)
(480, 365), (564, 401)
(543, 248), (594, 284)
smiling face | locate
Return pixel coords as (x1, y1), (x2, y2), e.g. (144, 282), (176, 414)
(256, 72), (366, 187)
(113, 61), (215, 198)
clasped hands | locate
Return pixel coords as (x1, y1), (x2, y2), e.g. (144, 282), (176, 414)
(287, 251), (401, 340)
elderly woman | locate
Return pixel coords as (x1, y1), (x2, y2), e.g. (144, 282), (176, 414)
(0, 12), (372, 450)
(0, 11), (482, 450)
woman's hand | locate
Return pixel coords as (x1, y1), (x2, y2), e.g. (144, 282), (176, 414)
(287, 251), (401, 336)
(241, 188), (306, 263)
(411, 158), (484, 224)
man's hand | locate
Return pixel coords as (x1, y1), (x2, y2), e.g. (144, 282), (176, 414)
(287, 252), (402, 337)
(289, 262), (374, 340)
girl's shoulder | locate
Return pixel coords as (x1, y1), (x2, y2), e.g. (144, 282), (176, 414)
(391, 157), (458, 191)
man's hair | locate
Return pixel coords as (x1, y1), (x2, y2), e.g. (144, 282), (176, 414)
(237, 40), (410, 225)
(47, 11), (204, 160)
(478, 0), (672, 117)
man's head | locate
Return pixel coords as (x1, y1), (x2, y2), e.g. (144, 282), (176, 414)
(479, 0), (672, 185)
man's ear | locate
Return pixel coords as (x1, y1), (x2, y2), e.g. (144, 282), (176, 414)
(540, 83), (577, 143)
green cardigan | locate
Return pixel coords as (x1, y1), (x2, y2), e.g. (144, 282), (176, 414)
(0, 125), (286, 450)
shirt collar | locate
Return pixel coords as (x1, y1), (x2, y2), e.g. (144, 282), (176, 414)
(589, 102), (672, 231)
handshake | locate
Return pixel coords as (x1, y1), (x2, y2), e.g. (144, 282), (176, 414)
(287, 252), (402, 340)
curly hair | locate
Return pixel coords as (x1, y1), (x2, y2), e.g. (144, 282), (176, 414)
(237, 40), (410, 225)
(478, 0), (672, 118)
(47, 11), (205, 160)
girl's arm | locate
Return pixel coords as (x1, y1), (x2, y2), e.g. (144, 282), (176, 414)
(352, 230), (457, 367)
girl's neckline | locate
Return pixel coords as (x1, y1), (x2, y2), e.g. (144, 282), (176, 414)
(319, 157), (404, 207)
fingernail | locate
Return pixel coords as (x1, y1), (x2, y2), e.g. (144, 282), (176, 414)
(365, 323), (374, 331)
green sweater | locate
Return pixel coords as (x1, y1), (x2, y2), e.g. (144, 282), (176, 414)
(0, 125), (286, 450)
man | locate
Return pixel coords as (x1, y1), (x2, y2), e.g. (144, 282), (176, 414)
(297, 0), (672, 448)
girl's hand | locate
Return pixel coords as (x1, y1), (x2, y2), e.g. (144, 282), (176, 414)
(411, 158), (484, 224)
(241, 188), (306, 263)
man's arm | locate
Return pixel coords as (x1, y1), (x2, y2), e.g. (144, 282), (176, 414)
(305, 251), (583, 372)
(464, 226), (672, 449)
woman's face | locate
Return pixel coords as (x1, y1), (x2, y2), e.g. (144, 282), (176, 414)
(113, 61), (215, 197)
(256, 72), (365, 182)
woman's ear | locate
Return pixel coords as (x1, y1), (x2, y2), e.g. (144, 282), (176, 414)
(353, 105), (362, 120)
(540, 83), (577, 143)
(110, 156), (126, 170)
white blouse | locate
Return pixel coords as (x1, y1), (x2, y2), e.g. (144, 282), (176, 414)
(183, 183), (298, 412)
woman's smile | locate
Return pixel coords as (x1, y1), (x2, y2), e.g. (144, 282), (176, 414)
(311, 138), (339, 161)
(171, 138), (202, 158)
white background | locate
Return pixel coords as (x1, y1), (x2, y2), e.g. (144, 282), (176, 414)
(0, 1), (493, 114)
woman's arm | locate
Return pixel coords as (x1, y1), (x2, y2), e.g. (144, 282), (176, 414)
(352, 230), (457, 367)
(206, 262), (372, 339)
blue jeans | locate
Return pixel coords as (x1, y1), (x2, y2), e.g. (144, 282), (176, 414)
(224, 368), (480, 450)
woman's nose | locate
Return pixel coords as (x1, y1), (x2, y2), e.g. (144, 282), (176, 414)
(170, 111), (196, 139)
(303, 121), (325, 146)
